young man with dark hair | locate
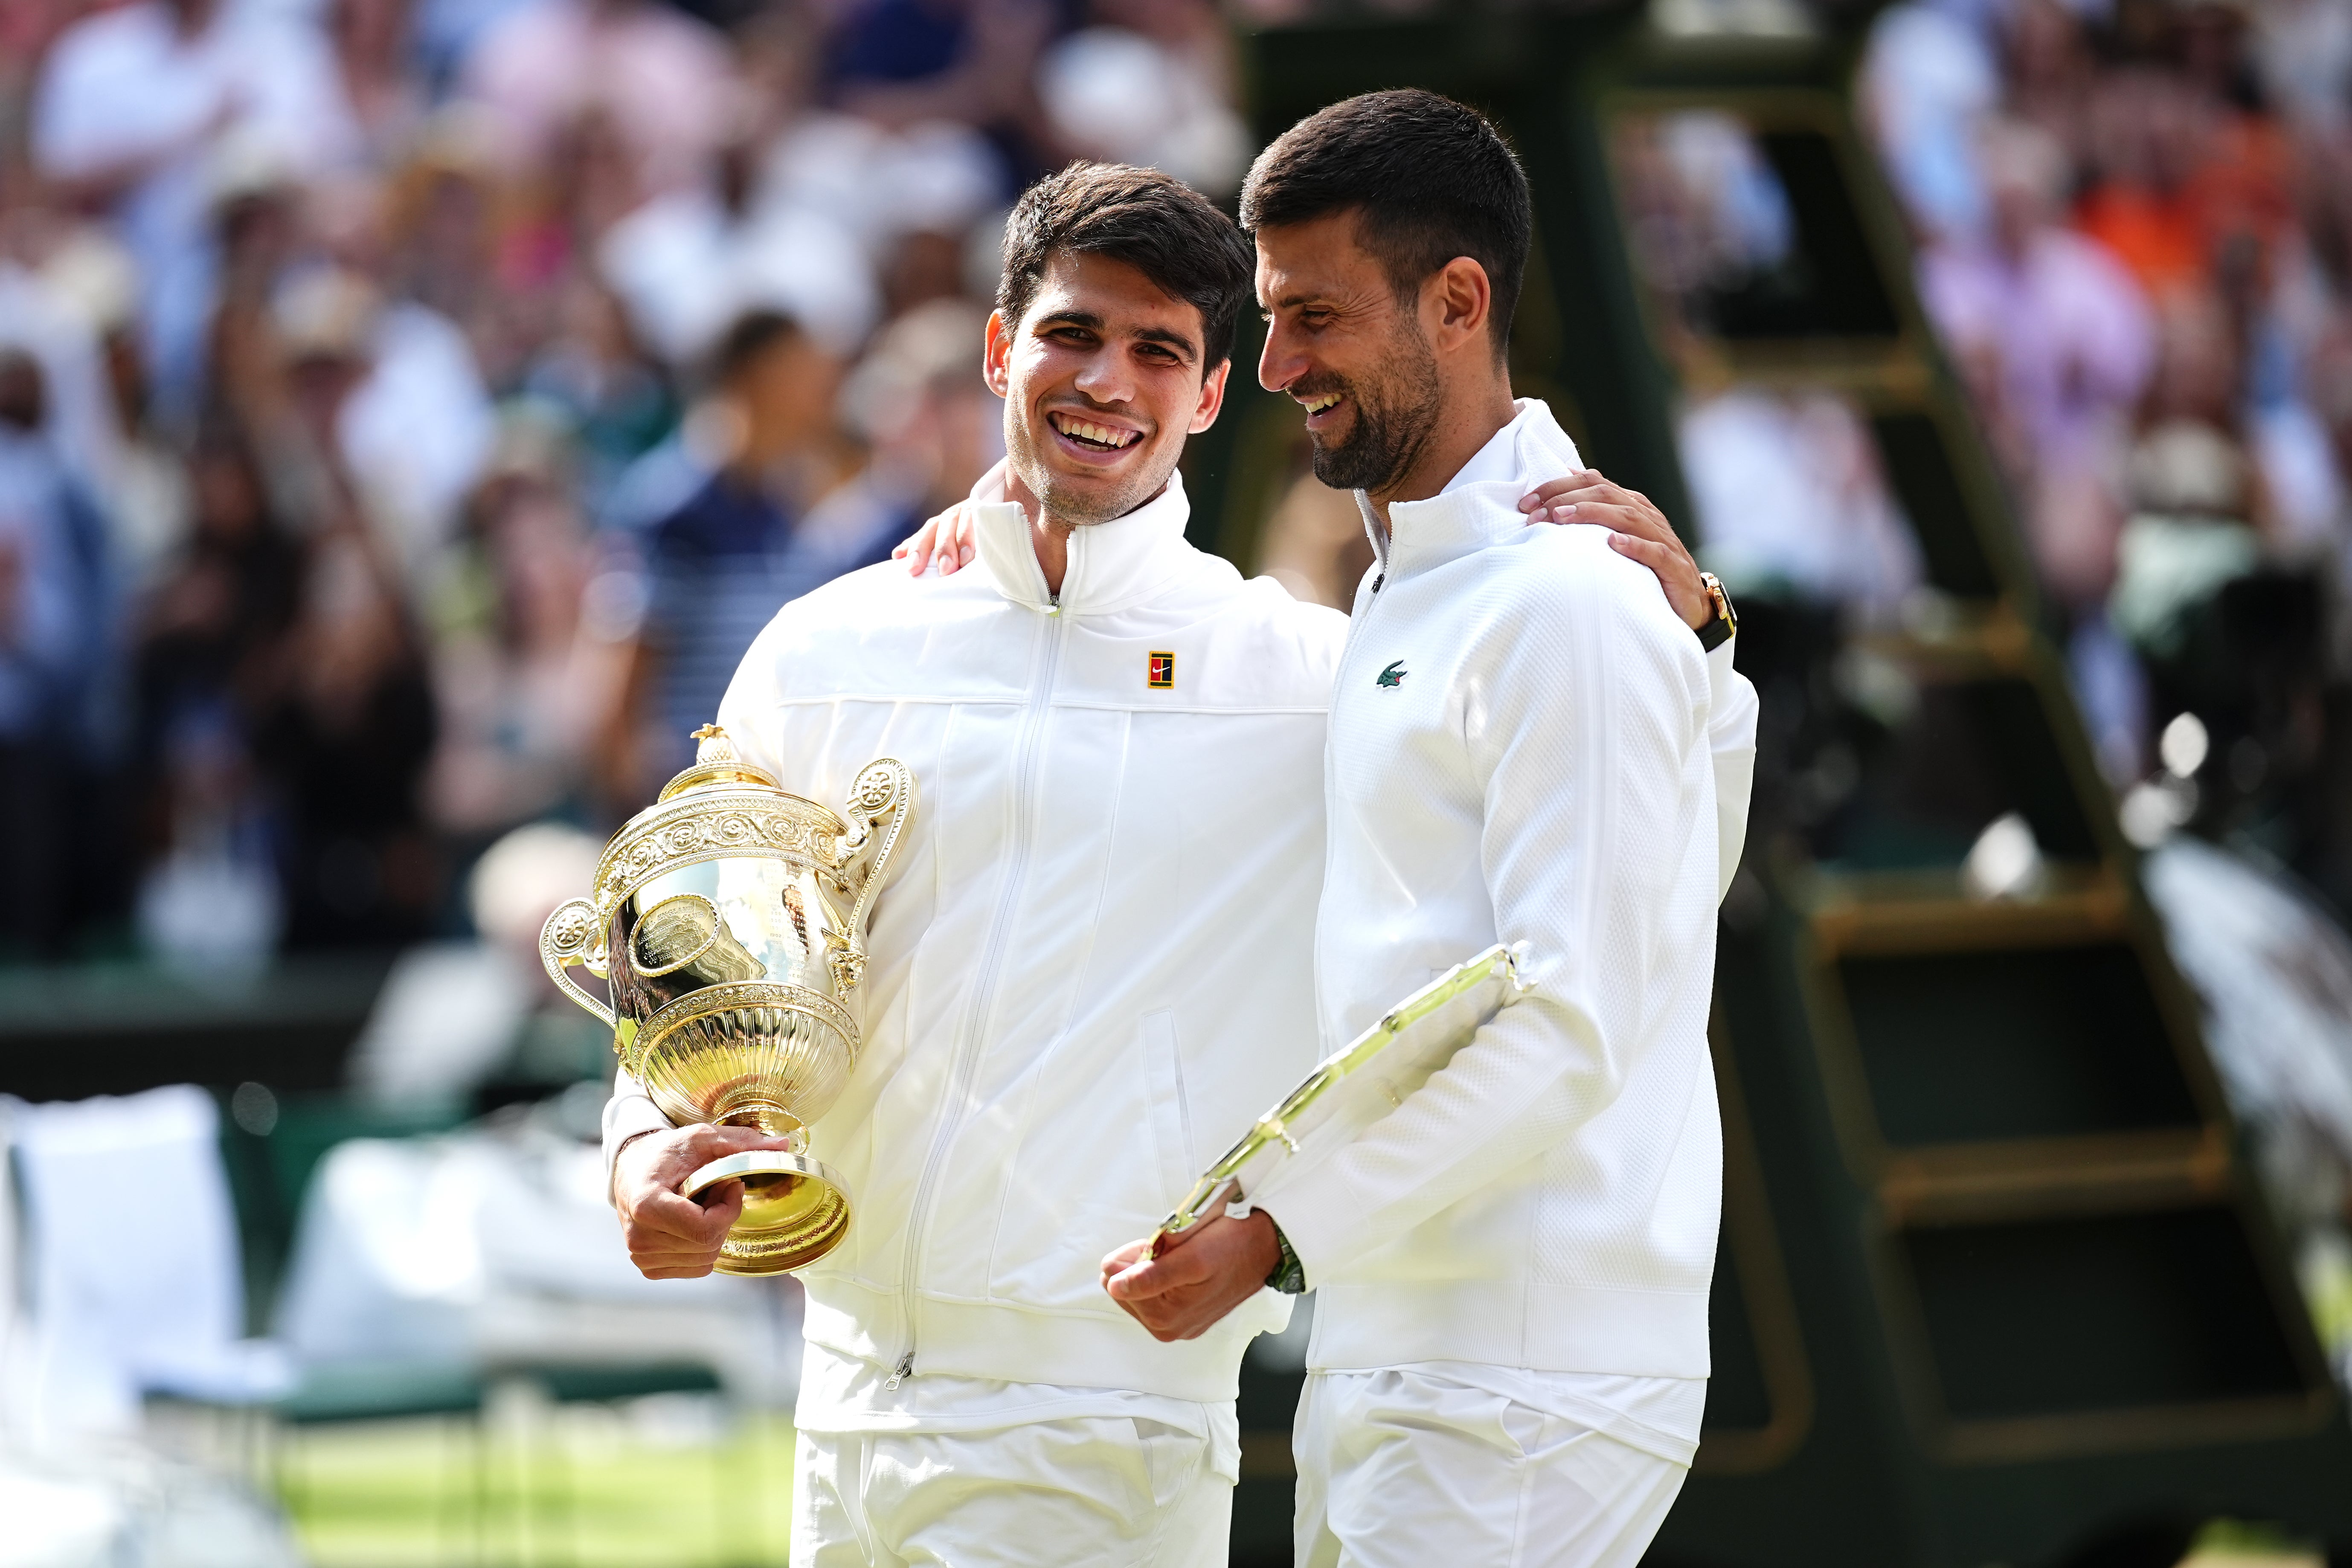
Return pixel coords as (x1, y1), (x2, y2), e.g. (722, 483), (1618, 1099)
(606, 160), (1330, 1568)
(1102, 92), (1759, 1566)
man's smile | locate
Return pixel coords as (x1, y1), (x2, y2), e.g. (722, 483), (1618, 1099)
(1047, 409), (1145, 459)
(1295, 389), (1345, 430)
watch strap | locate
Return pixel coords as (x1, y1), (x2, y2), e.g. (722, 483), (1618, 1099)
(1265, 1220), (1307, 1295)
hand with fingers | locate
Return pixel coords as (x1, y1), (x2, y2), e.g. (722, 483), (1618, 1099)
(1518, 470), (1710, 631)
(890, 500), (981, 578)
(613, 1123), (798, 1280)
(1100, 1210), (1282, 1342)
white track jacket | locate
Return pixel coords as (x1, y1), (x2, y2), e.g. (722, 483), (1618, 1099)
(604, 471), (1342, 1404)
(1253, 400), (1760, 1386)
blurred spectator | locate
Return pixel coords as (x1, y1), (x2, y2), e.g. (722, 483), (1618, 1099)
(0, 350), (116, 960)
(833, 296), (998, 540)
(35, 229), (191, 593)
(133, 422), (300, 972)
(1037, 2), (1249, 196)
(1922, 119), (2155, 612)
(829, 0), (1057, 166)
(30, 0), (354, 421)
(1677, 386), (1925, 617)
(0, 203), (126, 502)
(270, 267), (494, 589)
(423, 425), (632, 845)
(248, 525), (438, 951)
(457, 0), (744, 195)
(2076, 64), (2219, 300)
(1860, 0), (2004, 243)
(374, 114), (509, 363)
(2004, 0), (2097, 177)
(520, 276), (680, 511)
(329, 0), (431, 165)
(600, 123), (881, 363)
(624, 307), (877, 784)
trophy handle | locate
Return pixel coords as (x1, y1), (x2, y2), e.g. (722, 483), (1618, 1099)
(539, 897), (617, 1028)
(827, 758), (916, 993)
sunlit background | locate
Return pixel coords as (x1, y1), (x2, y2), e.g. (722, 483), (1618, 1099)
(1, 0), (2350, 1564)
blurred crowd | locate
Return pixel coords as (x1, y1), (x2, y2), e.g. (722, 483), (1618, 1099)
(0, 0), (1258, 970)
(5, 0), (2349, 978)
(1863, 0), (2352, 907)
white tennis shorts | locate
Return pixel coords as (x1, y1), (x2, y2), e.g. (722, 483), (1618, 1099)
(1294, 1367), (1690, 1568)
(790, 1414), (1231, 1568)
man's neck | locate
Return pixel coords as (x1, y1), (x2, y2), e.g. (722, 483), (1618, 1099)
(1005, 465), (1170, 598)
(1365, 376), (1519, 530)
(1001, 464), (1072, 597)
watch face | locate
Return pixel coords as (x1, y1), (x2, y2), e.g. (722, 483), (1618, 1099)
(1702, 573), (1737, 630)
(1696, 574), (1736, 650)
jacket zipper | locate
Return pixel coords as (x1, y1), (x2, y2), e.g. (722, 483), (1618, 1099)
(886, 599), (1068, 1389)
(1314, 545), (1393, 1061)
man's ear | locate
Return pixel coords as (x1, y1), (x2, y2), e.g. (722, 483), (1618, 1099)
(982, 309), (1013, 398)
(1188, 357), (1232, 436)
(1422, 257), (1493, 358)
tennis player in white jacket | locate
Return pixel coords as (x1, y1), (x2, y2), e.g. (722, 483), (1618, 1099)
(604, 161), (1741, 1565)
(1104, 93), (1760, 1567)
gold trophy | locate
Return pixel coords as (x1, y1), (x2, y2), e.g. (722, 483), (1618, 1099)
(540, 725), (915, 1275)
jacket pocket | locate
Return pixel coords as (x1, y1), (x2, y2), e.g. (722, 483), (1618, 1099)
(1141, 1009), (1196, 1208)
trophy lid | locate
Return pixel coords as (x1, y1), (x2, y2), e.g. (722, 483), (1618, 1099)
(587, 723), (849, 919)
(659, 723), (784, 801)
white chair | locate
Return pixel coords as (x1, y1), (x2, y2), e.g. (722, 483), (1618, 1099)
(3, 1085), (290, 1443)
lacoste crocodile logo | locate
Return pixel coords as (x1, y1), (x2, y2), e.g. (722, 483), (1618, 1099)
(1376, 660), (1408, 688)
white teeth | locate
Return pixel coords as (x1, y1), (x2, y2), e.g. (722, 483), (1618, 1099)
(1051, 413), (1136, 449)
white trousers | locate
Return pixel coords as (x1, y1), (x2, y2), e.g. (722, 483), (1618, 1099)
(790, 1417), (1231, 1568)
(1294, 1369), (1689, 1568)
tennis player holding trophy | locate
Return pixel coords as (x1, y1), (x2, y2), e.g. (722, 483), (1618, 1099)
(1102, 93), (1757, 1568)
(581, 151), (1749, 1564)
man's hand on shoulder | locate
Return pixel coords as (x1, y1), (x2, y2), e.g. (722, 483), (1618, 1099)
(1518, 470), (1709, 631)
(891, 502), (979, 577)
(614, 1123), (796, 1280)
(1100, 1210), (1282, 1342)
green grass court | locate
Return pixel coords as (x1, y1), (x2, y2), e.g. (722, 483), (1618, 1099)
(276, 1405), (796, 1568)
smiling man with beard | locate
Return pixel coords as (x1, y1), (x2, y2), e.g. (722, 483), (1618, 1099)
(1101, 92), (1760, 1568)
(604, 157), (1728, 1568)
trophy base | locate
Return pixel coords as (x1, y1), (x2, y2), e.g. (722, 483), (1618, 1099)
(683, 1150), (852, 1275)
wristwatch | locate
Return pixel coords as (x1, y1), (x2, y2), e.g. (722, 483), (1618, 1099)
(1264, 1220), (1307, 1295)
(1695, 571), (1738, 653)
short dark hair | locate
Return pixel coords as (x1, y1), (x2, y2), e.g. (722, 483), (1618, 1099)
(1241, 90), (1531, 359)
(997, 162), (1254, 372)
(710, 308), (803, 387)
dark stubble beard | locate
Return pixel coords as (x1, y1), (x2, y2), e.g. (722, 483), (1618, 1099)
(1005, 406), (1170, 527)
(1304, 314), (1442, 494)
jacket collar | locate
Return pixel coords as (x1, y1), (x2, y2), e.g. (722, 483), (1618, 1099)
(1356, 398), (1580, 582)
(972, 463), (1194, 616)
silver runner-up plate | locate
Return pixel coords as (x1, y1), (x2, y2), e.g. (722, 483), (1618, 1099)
(1153, 942), (1531, 1248)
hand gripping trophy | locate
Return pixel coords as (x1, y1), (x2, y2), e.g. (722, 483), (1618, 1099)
(540, 724), (915, 1275)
